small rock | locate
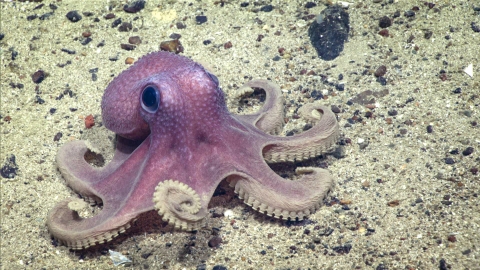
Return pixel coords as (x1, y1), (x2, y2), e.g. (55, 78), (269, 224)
(208, 236), (222, 248)
(462, 147), (474, 156)
(378, 16), (392, 28)
(196, 15), (207, 24)
(124, 0), (145, 13)
(32, 70), (46, 84)
(66, 10), (82, 22)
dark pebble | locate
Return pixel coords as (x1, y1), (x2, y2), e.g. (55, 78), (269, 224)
(472, 22), (480, 33)
(49, 108), (56, 114)
(305, 2), (317, 8)
(118, 22), (132, 32)
(374, 65), (387, 77)
(260, 250), (266, 255)
(224, 41), (232, 49)
(335, 83), (345, 91)
(112, 18), (122, 28)
(447, 235), (456, 242)
(415, 198), (423, 203)
(53, 132), (62, 142)
(377, 76), (387, 85)
(32, 70), (46, 84)
(128, 36), (142, 45)
(0, 33), (4, 40)
(260, 5), (273, 12)
(332, 244), (352, 254)
(35, 95), (45, 104)
(444, 158), (455, 164)
(66, 10), (82, 22)
(212, 266), (227, 270)
(426, 125), (433, 133)
(104, 13), (115, 19)
(240, 2), (249, 7)
(124, 0), (145, 13)
(388, 109), (398, 116)
(39, 12), (54, 20)
(81, 37), (92, 46)
(331, 105), (341, 113)
(310, 90), (323, 99)
(169, 33), (181, 39)
(424, 30), (433, 39)
(453, 87), (461, 94)
(27, 14), (38, 21)
(208, 236), (222, 248)
(196, 264), (207, 270)
(449, 149), (459, 155)
(196, 15), (207, 24)
(203, 40), (212, 45)
(120, 44), (136, 50)
(1, 155), (18, 179)
(462, 147), (474, 156)
(470, 167), (478, 175)
(404, 10), (415, 18)
(176, 22), (186, 29)
(61, 48), (76, 54)
(378, 29), (389, 37)
(440, 258), (449, 270)
(378, 16), (392, 28)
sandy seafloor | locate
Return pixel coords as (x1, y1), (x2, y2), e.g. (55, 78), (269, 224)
(1, 0), (479, 269)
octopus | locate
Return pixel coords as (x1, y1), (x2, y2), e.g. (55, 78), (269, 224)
(47, 51), (340, 249)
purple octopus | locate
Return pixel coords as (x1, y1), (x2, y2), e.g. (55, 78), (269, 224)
(47, 51), (339, 249)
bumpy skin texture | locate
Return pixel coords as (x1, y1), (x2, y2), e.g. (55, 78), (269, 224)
(47, 52), (340, 249)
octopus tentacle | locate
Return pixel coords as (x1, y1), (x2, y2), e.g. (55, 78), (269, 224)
(233, 79), (285, 135)
(47, 197), (137, 250)
(263, 103), (339, 163)
(153, 180), (207, 230)
(56, 138), (139, 203)
(227, 167), (332, 220)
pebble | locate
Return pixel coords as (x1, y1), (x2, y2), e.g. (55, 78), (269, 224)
(123, 0), (145, 13)
(374, 65), (387, 77)
(31, 70), (46, 84)
(208, 236), (222, 248)
(159, 39), (184, 54)
(196, 15), (207, 24)
(66, 10), (82, 22)
(444, 158), (455, 165)
(378, 16), (392, 28)
(462, 147), (474, 156)
(128, 36), (142, 45)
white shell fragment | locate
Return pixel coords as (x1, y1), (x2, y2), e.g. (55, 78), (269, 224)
(109, 250), (132, 266)
(464, 64), (473, 78)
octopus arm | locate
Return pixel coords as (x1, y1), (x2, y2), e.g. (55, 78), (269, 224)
(263, 103), (340, 163)
(227, 167), (332, 220)
(233, 79), (285, 135)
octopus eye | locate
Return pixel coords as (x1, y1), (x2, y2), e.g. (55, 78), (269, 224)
(141, 85), (160, 113)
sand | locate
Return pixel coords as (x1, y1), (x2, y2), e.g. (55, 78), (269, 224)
(1, 0), (479, 269)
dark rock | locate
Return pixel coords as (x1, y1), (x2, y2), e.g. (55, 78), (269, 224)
(378, 16), (392, 28)
(260, 5), (273, 12)
(462, 147), (474, 156)
(124, 0), (145, 13)
(118, 22), (133, 32)
(1, 155), (18, 179)
(32, 70), (46, 84)
(120, 44), (136, 50)
(308, 5), (349, 61)
(196, 15), (207, 24)
(208, 236), (222, 248)
(374, 65), (387, 77)
(66, 10), (82, 22)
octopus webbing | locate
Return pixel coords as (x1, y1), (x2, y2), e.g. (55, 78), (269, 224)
(47, 51), (340, 249)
